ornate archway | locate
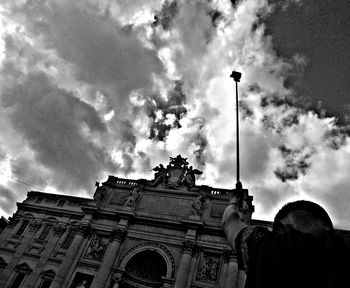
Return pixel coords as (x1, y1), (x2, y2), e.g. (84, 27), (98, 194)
(118, 242), (175, 288)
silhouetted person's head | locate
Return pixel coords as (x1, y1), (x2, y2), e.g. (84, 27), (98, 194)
(273, 200), (333, 236)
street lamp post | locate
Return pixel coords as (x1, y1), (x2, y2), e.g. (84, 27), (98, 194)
(230, 70), (242, 189)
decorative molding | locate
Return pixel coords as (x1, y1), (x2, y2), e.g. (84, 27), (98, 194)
(119, 241), (175, 278)
(15, 262), (33, 274)
(40, 269), (56, 280)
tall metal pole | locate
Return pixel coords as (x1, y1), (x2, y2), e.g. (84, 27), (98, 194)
(235, 80), (240, 183)
(230, 71), (242, 187)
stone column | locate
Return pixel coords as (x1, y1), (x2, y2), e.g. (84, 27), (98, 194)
(174, 240), (195, 288)
(237, 270), (246, 288)
(225, 253), (239, 288)
(185, 244), (200, 288)
(220, 248), (231, 287)
(90, 228), (127, 288)
(51, 224), (92, 288)
(0, 219), (41, 287)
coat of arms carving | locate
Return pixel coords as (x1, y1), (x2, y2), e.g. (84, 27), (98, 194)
(149, 155), (202, 190)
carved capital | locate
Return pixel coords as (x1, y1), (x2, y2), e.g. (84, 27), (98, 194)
(222, 248), (233, 262)
(75, 224), (93, 238)
(52, 224), (66, 237)
(28, 221), (42, 233)
(111, 228), (127, 242)
(182, 240), (197, 254)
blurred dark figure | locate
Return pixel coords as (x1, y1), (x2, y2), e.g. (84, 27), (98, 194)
(222, 199), (348, 288)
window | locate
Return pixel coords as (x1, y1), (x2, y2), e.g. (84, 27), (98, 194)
(9, 273), (25, 288)
(38, 279), (52, 288)
(38, 269), (55, 288)
(10, 263), (32, 288)
(15, 220), (29, 236)
(69, 272), (94, 288)
(39, 224), (53, 240)
(62, 229), (75, 247)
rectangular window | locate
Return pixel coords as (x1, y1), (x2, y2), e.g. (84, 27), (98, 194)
(39, 224), (53, 240)
(15, 220), (29, 236)
(39, 279), (52, 288)
(9, 273), (25, 288)
(62, 229), (75, 247)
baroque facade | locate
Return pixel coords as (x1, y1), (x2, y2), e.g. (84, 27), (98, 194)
(0, 155), (349, 288)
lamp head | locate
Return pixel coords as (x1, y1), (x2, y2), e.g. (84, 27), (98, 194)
(230, 71), (242, 82)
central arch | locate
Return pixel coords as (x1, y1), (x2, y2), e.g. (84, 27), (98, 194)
(119, 241), (175, 282)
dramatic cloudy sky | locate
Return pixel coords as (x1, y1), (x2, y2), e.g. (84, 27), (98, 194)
(0, 0), (349, 228)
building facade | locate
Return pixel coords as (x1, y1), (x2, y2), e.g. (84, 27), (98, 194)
(0, 155), (348, 288)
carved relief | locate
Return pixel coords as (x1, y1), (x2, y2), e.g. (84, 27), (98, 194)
(85, 234), (108, 260)
(123, 186), (142, 209)
(196, 253), (221, 282)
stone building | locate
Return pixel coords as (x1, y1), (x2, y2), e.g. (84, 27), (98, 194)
(0, 155), (348, 288)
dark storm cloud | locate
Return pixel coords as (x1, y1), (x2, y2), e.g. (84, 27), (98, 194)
(153, 0), (179, 30)
(0, 184), (17, 214)
(10, 157), (48, 190)
(147, 80), (187, 142)
(0, 71), (117, 192)
(274, 145), (313, 182)
(6, 0), (163, 104)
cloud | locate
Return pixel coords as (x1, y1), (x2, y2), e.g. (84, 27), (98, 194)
(1, 68), (117, 192)
(0, 0), (349, 229)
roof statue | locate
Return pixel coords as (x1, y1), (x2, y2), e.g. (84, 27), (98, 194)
(149, 155), (202, 191)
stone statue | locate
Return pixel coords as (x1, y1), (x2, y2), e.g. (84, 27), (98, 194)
(123, 187), (140, 208)
(191, 194), (205, 217)
(184, 166), (203, 190)
(93, 186), (106, 207)
(76, 279), (88, 288)
(151, 164), (168, 186)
